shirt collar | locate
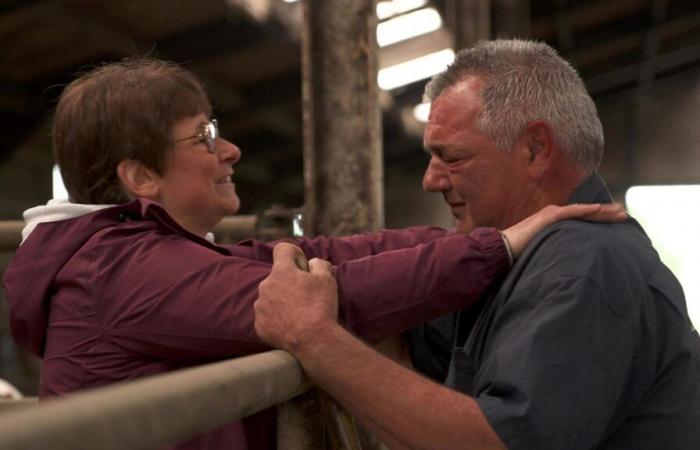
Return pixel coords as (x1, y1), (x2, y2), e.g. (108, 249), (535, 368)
(567, 172), (614, 205)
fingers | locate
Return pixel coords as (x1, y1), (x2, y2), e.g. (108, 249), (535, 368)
(585, 203), (628, 222)
(309, 257), (332, 276)
(271, 242), (308, 274)
(549, 203), (602, 222)
(546, 203), (627, 224)
(559, 203), (627, 222)
(502, 202), (628, 259)
(254, 251), (338, 352)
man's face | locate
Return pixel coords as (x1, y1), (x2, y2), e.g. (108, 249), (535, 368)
(422, 76), (529, 233)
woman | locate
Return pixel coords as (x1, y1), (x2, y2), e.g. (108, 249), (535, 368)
(3, 58), (624, 449)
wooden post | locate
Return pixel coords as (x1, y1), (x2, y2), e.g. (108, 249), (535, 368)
(301, 0), (384, 237)
(446, 0), (492, 49)
(282, 0), (383, 448)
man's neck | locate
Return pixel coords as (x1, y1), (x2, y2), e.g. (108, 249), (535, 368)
(507, 169), (588, 228)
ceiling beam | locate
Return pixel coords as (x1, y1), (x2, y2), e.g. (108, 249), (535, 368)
(637, 0), (670, 93)
(493, 0), (531, 38)
(532, 0), (648, 40)
(586, 41), (700, 96)
(565, 10), (700, 71)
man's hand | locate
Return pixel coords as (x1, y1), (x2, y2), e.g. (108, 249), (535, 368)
(254, 242), (339, 353)
(503, 203), (627, 258)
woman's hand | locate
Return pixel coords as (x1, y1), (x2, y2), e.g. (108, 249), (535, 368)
(503, 203), (627, 259)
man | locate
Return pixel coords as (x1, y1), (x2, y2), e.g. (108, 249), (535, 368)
(254, 40), (700, 449)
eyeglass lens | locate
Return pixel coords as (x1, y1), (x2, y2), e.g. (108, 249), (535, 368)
(204, 119), (218, 153)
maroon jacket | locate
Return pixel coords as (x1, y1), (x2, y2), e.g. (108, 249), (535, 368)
(3, 199), (508, 449)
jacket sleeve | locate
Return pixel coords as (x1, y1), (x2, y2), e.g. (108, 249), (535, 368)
(95, 227), (507, 360)
(92, 232), (272, 360)
(223, 226), (451, 264)
(336, 227), (508, 342)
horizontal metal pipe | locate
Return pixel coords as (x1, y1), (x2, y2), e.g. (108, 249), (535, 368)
(0, 397), (37, 413)
(0, 220), (23, 252)
(215, 215), (259, 243)
(0, 350), (310, 450)
(0, 215), (258, 252)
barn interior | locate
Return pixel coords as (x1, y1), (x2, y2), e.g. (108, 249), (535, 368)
(1, 0), (699, 398)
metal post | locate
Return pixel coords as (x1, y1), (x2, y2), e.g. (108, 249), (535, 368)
(301, 0), (384, 237)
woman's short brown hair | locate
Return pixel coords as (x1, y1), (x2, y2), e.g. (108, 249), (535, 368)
(53, 57), (212, 204)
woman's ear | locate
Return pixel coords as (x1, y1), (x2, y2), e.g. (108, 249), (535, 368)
(116, 159), (160, 200)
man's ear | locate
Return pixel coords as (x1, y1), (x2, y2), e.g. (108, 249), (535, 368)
(116, 159), (160, 200)
(515, 121), (556, 180)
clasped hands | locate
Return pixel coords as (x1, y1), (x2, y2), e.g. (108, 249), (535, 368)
(254, 243), (339, 353)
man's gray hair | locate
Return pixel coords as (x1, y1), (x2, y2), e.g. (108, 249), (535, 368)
(424, 39), (604, 173)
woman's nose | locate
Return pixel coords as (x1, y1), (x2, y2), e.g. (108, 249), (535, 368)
(218, 138), (241, 164)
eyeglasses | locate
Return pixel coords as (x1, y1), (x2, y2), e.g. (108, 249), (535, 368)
(171, 118), (219, 153)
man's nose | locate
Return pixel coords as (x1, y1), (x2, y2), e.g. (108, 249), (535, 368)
(422, 157), (452, 192)
(218, 138), (242, 164)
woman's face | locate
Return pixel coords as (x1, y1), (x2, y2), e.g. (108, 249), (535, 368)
(153, 113), (241, 236)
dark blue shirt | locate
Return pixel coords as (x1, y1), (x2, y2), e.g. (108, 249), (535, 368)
(410, 174), (700, 449)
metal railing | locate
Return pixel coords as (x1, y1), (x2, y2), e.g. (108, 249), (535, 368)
(0, 206), (345, 449)
(0, 215), (259, 252)
(0, 204), (305, 251)
(0, 350), (310, 450)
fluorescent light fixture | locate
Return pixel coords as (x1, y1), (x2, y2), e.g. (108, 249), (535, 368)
(377, 7), (442, 47)
(52, 164), (68, 200)
(282, 0), (299, 3)
(378, 48), (454, 90)
(377, 0), (428, 20)
(626, 185), (700, 329)
(413, 102), (431, 122)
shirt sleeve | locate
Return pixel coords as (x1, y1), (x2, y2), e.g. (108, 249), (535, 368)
(474, 226), (639, 450)
(95, 226), (508, 360)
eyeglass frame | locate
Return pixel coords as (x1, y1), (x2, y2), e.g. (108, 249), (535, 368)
(170, 118), (219, 154)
